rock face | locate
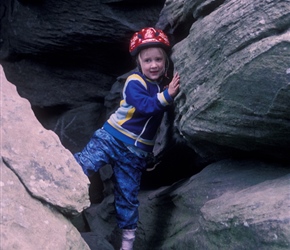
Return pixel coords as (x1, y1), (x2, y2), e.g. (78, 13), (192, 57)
(1, 66), (90, 248)
(81, 159), (290, 249)
(137, 160), (290, 250)
(170, 0), (290, 162)
(1, 159), (90, 250)
(1, 0), (290, 249)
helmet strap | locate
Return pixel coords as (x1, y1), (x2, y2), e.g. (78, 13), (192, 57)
(136, 59), (142, 74)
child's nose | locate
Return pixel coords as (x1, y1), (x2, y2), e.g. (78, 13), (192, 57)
(151, 61), (157, 67)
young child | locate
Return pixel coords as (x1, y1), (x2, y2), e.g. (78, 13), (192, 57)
(74, 27), (180, 250)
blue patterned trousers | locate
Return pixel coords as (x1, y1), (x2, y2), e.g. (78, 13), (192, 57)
(74, 128), (147, 229)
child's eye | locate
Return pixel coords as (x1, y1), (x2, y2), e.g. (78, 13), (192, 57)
(144, 59), (151, 63)
(154, 57), (164, 62)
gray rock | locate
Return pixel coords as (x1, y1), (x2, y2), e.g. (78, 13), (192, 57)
(84, 159), (290, 249)
(137, 159), (290, 249)
(1, 65), (90, 215)
(171, 0), (290, 161)
(1, 158), (90, 250)
(1, 65), (91, 248)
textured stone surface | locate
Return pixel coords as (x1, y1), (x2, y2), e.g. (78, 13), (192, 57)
(84, 160), (290, 249)
(1, 0), (290, 249)
(1, 65), (90, 215)
(171, 0), (290, 161)
(1, 159), (90, 250)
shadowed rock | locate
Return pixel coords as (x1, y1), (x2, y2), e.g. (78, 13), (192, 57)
(1, 0), (290, 249)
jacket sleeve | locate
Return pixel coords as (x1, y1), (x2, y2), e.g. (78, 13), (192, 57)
(124, 79), (173, 116)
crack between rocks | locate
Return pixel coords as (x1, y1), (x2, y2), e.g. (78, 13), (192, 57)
(2, 156), (78, 217)
(194, 0), (227, 19)
(227, 20), (290, 57)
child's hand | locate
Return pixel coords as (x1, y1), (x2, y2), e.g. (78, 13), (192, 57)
(168, 72), (180, 98)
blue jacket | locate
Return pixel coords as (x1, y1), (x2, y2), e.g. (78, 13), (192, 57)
(103, 72), (173, 152)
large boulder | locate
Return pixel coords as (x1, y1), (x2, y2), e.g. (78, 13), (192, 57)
(1, 65), (91, 248)
(168, 0), (290, 161)
(137, 159), (290, 250)
(84, 159), (290, 250)
(1, 159), (90, 250)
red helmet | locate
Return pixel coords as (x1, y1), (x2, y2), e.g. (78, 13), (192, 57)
(129, 27), (170, 56)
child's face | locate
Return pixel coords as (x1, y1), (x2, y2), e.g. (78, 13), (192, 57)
(138, 47), (166, 81)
